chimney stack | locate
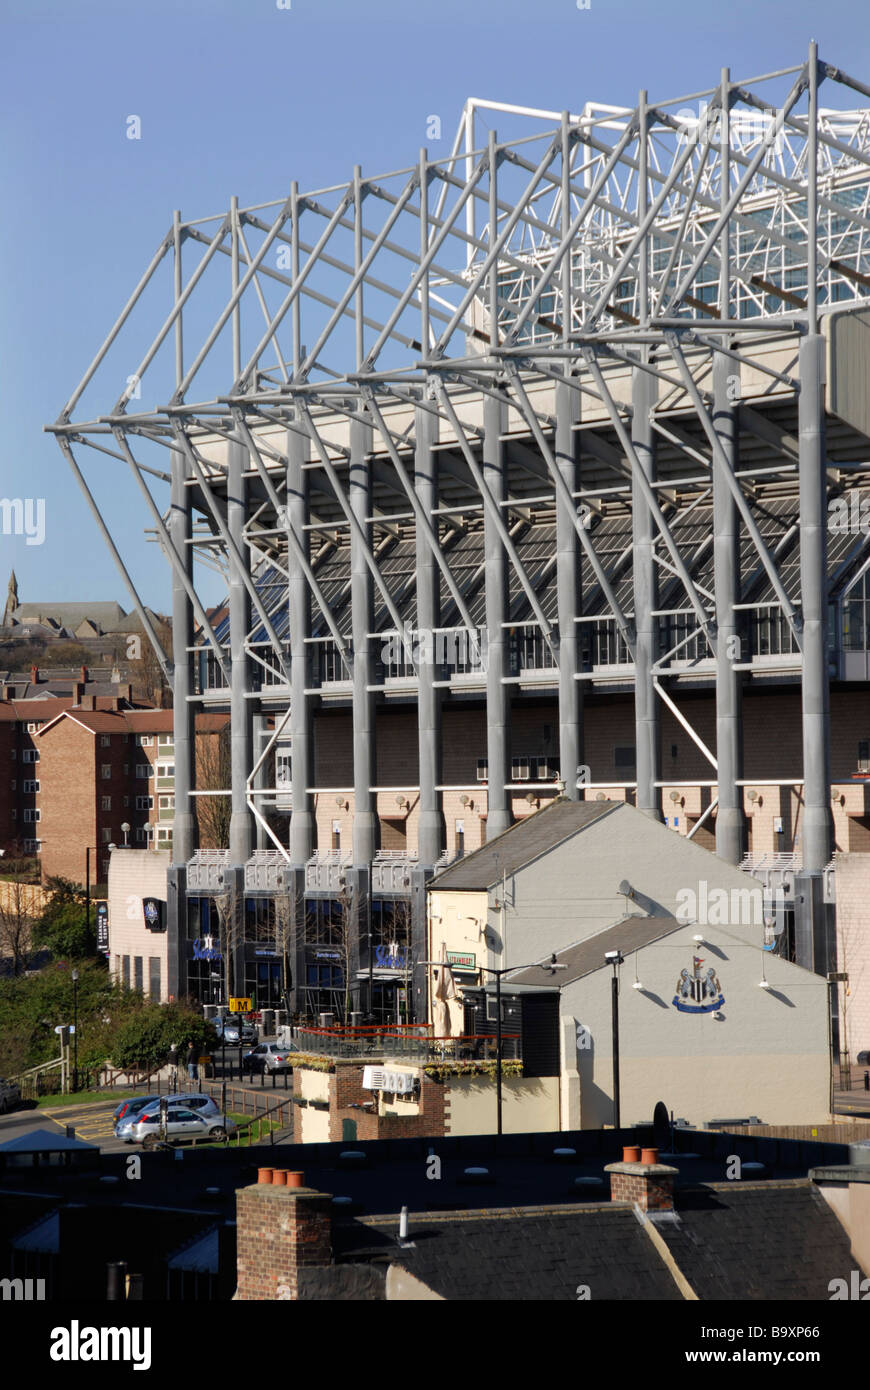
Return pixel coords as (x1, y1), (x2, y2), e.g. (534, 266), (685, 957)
(81, 695), (96, 711)
(235, 1171), (332, 1300)
(605, 1147), (678, 1213)
(80, 664), (88, 684)
(30, 665), (38, 685)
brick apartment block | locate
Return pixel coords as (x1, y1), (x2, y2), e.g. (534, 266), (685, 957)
(23, 703), (228, 884)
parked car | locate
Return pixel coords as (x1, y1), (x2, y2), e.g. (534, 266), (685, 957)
(129, 1108), (236, 1150)
(217, 1016), (258, 1045)
(0, 1078), (22, 1115)
(114, 1093), (220, 1140)
(242, 1042), (295, 1074)
(113, 1094), (160, 1123)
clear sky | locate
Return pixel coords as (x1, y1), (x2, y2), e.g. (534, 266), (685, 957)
(1, 0), (867, 615)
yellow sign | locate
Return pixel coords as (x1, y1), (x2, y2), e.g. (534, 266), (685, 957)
(228, 997), (253, 1013)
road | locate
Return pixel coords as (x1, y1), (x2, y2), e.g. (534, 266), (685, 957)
(0, 1049), (294, 1154)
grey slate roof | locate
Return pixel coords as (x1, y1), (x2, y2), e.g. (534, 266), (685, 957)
(508, 915), (682, 985)
(655, 1181), (865, 1301)
(10, 602), (125, 631)
(344, 1204), (682, 1301)
(429, 797), (619, 890)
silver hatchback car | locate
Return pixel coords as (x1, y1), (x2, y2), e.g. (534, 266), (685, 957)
(114, 1092), (220, 1140)
(129, 1107), (236, 1149)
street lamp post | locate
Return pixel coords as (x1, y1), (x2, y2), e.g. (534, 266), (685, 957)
(605, 950), (624, 1131)
(71, 968), (79, 1093)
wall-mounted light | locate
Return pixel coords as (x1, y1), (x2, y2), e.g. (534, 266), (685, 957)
(669, 790), (681, 804)
(525, 791), (538, 808)
(395, 795), (410, 812)
(692, 933), (704, 944)
(459, 794), (470, 807)
(335, 796), (348, 811)
(746, 789), (759, 804)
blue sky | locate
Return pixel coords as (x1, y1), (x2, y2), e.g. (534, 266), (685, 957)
(1, 0), (867, 614)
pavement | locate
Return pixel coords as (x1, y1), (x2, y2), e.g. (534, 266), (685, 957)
(833, 1075), (870, 1116)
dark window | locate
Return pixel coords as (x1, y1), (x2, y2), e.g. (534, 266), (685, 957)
(149, 957), (161, 999)
(122, 956), (130, 987)
(133, 957), (143, 992)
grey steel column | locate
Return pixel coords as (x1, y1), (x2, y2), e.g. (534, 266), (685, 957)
(799, 331), (833, 877)
(632, 363), (661, 819)
(484, 387), (511, 838)
(415, 398), (445, 863)
(170, 208), (196, 865)
(168, 208), (194, 1004)
(713, 354), (746, 862)
(556, 373), (582, 797)
(252, 713), (268, 850)
(227, 432), (254, 864)
(228, 194), (253, 867)
(288, 417), (316, 865)
(350, 410), (378, 864)
(712, 70), (745, 864)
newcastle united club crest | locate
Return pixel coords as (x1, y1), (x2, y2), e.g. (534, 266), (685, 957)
(673, 955), (724, 1014)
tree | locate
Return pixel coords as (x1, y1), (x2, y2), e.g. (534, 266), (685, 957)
(274, 890), (294, 1010)
(214, 878), (242, 1003)
(109, 1001), (217, 1072)
(115, 617), (172, 707)
(0, 878), (36, 975)
(32, 877), (95, 960)
(195, 723), (232, 848)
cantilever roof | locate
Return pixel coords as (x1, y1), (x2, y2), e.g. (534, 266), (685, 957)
(429, 797), (619, 891)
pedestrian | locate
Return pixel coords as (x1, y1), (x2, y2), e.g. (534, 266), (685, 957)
(186, 1041), (198, 1083)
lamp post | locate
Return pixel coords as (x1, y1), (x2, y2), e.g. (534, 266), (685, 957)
(71, 968), (79, 1093)
(605, 949), (624, 1131)
(121, 822), (130, 847)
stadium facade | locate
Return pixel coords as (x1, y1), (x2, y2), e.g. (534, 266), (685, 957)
(50, 46), (870, 1027)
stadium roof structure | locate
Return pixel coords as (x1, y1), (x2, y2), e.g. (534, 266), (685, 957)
(47, 46), (870, 982)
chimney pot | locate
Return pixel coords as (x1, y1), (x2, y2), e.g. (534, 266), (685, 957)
(623, 1145), (641, 1163)
(286, 1172), (304, 1188)
(272, 1169), (287, 1186)
(257, 1168), (274, 1185)
(641, 1147), (659, 1166)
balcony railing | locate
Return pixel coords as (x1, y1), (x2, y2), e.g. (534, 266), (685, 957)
(187, 849), (230, 891)
(293, 1024), (521, 1063)
(305, 850), (352, 891)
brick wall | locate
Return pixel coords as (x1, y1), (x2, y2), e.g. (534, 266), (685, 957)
(606, 1163), (676, 1212)
(235, 1182), (333, 1300)
(300, 687), (870, 858)
(294, 1061), (447, 1142)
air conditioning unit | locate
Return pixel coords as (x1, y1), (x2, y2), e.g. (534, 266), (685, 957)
(476, 758), (488, 783)
(536, 757), (558, 780)
(362, 1065), (416, 1094)
(512, 757), (531, 781)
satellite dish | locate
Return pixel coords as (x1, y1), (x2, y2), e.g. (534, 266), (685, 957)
(618, 879), (633, 898)
(653, 1101), (670, 1151)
